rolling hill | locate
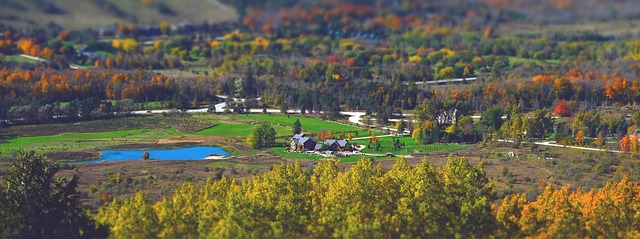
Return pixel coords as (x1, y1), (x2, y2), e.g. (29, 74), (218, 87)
(0, 0), (237, 30)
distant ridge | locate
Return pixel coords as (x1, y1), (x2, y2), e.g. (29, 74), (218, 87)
(0, 0), (237, 30)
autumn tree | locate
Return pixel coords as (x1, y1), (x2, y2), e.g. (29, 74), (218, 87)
(630, 134), (639, 155)
(438, 66), (454, 80)
(595, 131), (605, 148)
(495, 177), (640, 238)
(142, 151), (150, 160)
(620, 135), (630, 153)
(554, 100), (570, 117)
(94, 155), (640, 238)
(96, 191), (159, 238)
(575, 130), (584, 146)
(112, 38), (139, 52)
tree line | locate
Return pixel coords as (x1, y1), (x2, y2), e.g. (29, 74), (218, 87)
(2, 152), (640, 238)
(92, 156), (640, 238)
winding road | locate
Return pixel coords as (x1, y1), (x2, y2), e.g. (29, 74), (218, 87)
(498, 139), (622, 154)
(132, 96), (400, 131)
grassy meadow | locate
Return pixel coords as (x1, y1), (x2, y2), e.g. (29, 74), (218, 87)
(350, 136), (470, 156)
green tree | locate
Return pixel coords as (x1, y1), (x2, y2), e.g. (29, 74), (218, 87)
(293, 118), (302, 135)
(0, 151), (106, 239)
(396, 121), (405, 134)
(481, 107), (504, 131)
(250, 123), (277, 149)
(524, 109), (554, 140)
(441, 156), (496, 238)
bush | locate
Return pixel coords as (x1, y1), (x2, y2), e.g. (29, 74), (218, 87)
(88, 184), (98, 193)
(501, 166), (509, 176)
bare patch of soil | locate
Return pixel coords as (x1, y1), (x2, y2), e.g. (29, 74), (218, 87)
(6, 116), (161, 137)
(45, 151), (99, 161)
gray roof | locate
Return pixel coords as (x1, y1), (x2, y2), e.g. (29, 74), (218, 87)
(292, 134), (316, 145)
(325, 139), (336, 145)
(324, 139), (349, 147)
(337, 140), (348, 147)
(299, 137), (315, 144)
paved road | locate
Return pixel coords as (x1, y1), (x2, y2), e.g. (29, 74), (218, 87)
(133, 96), (398, 128)
(18, 54), (86, 69)
(535, 141), (622, 153)
(403, 77), (478, 85)
(498, 139), (621, 154)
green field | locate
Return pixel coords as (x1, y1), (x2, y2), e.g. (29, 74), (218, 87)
(2, 55), (40, 64)
(191, 114), (362, 137)
(194, 122), (290, 137)
(0, 129), (170, 156)
(241, 114), (360, 132)
(351, 136), (470, 155)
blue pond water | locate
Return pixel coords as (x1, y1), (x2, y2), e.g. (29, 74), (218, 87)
(84, 146), (229, 162)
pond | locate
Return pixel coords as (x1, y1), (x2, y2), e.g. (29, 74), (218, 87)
(83, 146), (229, 162)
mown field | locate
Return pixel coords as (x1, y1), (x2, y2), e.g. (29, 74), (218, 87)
(350, 136), (470, 156)
(194, 123), (291, 138)
(243, 114), (360, 132)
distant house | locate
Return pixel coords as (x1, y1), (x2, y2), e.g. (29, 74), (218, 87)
(290, 134), (317, 151)
(96, 26), (116, 37)
(324, 139), (349, 151)
(436, 109), (458, 125)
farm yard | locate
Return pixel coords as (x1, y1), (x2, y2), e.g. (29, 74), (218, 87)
(0, 113), (392, 160)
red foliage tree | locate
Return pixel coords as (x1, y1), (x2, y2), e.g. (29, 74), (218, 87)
(554, 100), (570, 117)
(326, 55), (341, 64)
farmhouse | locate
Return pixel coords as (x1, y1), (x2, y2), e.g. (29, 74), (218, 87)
(290, 134), (318, 151)
(324, 139), (349, 151)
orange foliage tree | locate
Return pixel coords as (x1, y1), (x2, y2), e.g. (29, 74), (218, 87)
(575, 130), (584, 146)
(620, 135), (630, 153)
